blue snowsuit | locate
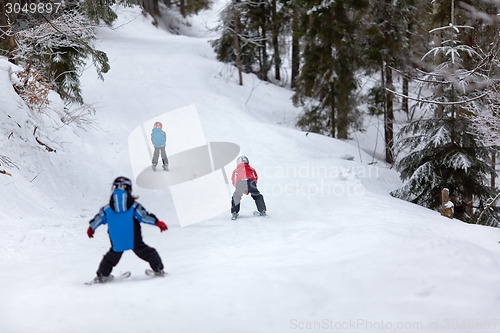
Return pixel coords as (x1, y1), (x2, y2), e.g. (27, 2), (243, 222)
(89, 189), (164, 276)
(151, 128), (168, 167)
(151, 128), (166, 147)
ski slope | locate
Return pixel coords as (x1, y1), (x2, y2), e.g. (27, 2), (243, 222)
(1, 4), (500, 333)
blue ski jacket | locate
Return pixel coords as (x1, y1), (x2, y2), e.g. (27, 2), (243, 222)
(151, 128), (166, 147)
(89, 189), (159, 252)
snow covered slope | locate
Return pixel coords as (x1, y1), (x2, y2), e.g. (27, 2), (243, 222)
(1, 4), (500, 333)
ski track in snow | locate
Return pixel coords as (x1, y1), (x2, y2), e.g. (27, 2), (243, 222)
(1, 4), (500, 333)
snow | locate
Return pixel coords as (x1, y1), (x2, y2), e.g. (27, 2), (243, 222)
(1, 3), (500, 333)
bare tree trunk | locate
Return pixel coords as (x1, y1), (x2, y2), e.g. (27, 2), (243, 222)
(330, 82), (336, 138)
(337, 79), (349, 139)
(258, 10), (268, 81)
(271, 0), (281, 81)
(432, 4), (444, 115)
(179, 0), (186, 16)
(492, 151), (496, 190)
(291, 6), (300, 89)
(0, 0), (19, 62)
(233, 1), (243, 86)
(143, 0), (160, 17)
(402, 76), (409, 114)
(464, 193), (473, 218)
(385, 63), (394, 164)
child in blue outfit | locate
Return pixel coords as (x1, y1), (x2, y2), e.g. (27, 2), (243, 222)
(151, 121), (169, 171)
(87, 176), (168, 282)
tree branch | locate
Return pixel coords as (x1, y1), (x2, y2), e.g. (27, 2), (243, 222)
(385, 88), (487, 106)
(476, 192), (500, 226)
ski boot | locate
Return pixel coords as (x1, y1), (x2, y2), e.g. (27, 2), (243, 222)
(93, 274), (114, 283)
(154, 269), (166, 277)
(146, 268), (166, 277)
(231, 212), (239, 220)
(254, 210), (266, 217)
(163, 164), (169, 171)
(152, 164), (157, 172)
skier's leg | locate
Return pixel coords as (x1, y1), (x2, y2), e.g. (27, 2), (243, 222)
(160, 147), (168, 166)
(152, 147), (160, 166)
(97, 249), (123, 277)
(231, 180), (247, 213)
(231, 197), (241, 214)
(133, 242), (164, 272)
(248, 180), (266, 212)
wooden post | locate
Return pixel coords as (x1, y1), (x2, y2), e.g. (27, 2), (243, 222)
(440, 188), (454, 219)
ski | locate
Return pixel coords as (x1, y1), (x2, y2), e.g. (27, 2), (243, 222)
(145, 269), (167, 277)
(85, 271), (131, 285)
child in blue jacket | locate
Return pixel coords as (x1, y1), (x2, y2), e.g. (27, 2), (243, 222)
(87, 176), (168, 282)
(151, 121), (169, 171)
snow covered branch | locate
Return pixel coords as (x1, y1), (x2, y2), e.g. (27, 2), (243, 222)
(468, 114), (500, 147)
(14, 11), (97, 62)
(12, 9), (109, 104)
(386, 88), (487, 106)
(476, 192), (500, 226)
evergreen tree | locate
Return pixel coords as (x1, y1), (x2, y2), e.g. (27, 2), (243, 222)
(293, 0), (368, 139)
(362, 0), (416, 164)
(5, 1), (114, 105)
(14, 9), (110, 104)
(211, 0), (272, 84)
(178, 0), (212, 17)
(392, 0), (498, 224)
(80, 0), (122, 24)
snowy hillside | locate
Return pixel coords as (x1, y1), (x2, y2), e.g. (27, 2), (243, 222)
(2, 3), (500, 333)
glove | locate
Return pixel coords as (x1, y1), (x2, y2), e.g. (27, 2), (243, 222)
(156, 221), (168, 232)
(87, 226), (95, 238)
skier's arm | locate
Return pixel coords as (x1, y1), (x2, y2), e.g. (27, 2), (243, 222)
(232, 170), (237, 186)
(133, 203), (159, 226)
(251, 167), (258, 182)
(134, 203), (168, 231)
(89, 207), (108, 230)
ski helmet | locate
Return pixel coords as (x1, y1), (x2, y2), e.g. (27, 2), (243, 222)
(112, 176), (132, 192)
(237, 155), (249, 164)
(154, 121), (162, 129)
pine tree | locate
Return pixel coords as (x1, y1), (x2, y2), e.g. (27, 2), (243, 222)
(362, 0), (416, 164)
(80, 0), (122, 24)
(179, 0), (212, 17)
(13, 8), (109, 105)
(293, 0), (368, 139)
(211, 0), (272, 84)
(392, 0), (498, 224)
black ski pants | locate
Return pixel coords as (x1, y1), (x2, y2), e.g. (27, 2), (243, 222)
(97, 242), (164, 277)
(231, 179), (266, 214)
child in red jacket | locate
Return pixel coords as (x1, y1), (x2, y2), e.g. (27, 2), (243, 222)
(231, 156), (267, 219)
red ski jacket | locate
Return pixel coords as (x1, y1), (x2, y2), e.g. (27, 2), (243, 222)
(231, 163), (258, 186)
